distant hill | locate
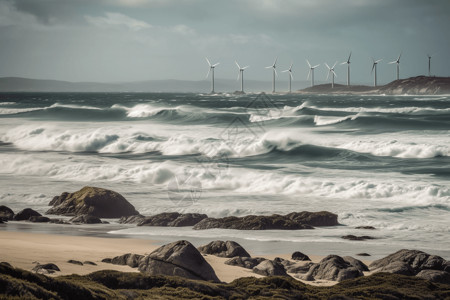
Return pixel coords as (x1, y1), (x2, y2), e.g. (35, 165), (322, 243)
(297, 76), (450, 95)
(0, 77), (309, 93)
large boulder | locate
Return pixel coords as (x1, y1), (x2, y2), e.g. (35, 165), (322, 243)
(119, 214), (145, 224)
(301, 255), (365, 282)
(13, 208), (41, 221)
(29, 216), (51, 223)
(111, 253), (144, 268)
(253, 259), (289, 277)
(138, 240), (219, 282)
(137, 212), (207, 227)
(370, 249), (450, 281)
(198, 240), (250, 258)
(224, 257), (266, 269)
(192, 211), (338, 230)
(416, 270), (450, 284)
(291, 251), (311, 261)
(70, 214), (102, 224)
(46, 186), (139, 218)
(0, 205), (14, 220)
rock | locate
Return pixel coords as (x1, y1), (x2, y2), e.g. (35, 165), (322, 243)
(101, 258), (112, 263)
(305, 255), (364, 282)
(0, 219), (4, 224)
(119, 214), (145, 224)
(137, 212), (208, 227)
(13, 208), (41, 221)
(343, 256), (369, 272)
(193, 211), (337, 230)
(0, 262), (12, 267)
(47, 186), (139, 218)
(357, 253), (371, 257)
(355, 226), (376, 230)
(138, 240), (219, 282)
(286, 262), (315, 274)
(32, 263), (60, 274)
(111, 253), (144, 268)
(0, 205), (14, 220)
(253, 259), (289, 277)
(224, 257), (266, 269)
(67, 260), (83, 265)
(84, 261), (97, 266)
(416, 270), (450, 284)
(291, 251), (311, 261)
(197, 240), (251, 258)
(48, 218), (70, 225)
(70, 214), (102, 224)
(341, 235), (375, 241)
(29, 216), (51, 223)
(370, 249), (449, 276)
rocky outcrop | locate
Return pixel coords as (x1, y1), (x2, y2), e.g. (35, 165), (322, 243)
(29, 216), (51, 223)
(300, 255), (366, 282)
(416, 270), (450, 284)
(13, 208), (41, 221)
(341, 235), (375, 241)
(291, 251), (311, 261)
(47, 186), (139, 218)
(111, 253), (144, 268)
(69, 214), (102, 224)
(253, 259), (289, 277)
(118, 214), (145, 224)
(378, 76), (450, 95)
(67, 260), (83, 266)
(355, 226), (376, 230)
(32, 263), (60, 275)
(193, 211), (338, 230)
(138, 240), (219, 282)
(370, 249), (450, 282)
(0, 205), (14, 220)
(224, 257), (266, 269)
(198, 240), (250, 258)
(137, 212), (207, 227)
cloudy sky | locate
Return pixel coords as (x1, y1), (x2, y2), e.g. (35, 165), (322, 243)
(0, 0), (449, 85)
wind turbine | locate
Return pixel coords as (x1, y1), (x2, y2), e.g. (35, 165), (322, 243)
(205, 57), (219, 94)
(325, 62), (337, 88)
(388, 52), (401, 80)
(306, 60), (320, 87)
(427, 54), (432, 77)
(235, 61), (249, 93)
(371, 58), (382, 87)
(340, 52), (351, 86)
(281, 62), (293, 93)
(265, 57), (278, 93)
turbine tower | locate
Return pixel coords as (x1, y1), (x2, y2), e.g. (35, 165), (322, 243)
(281, 62), (293, 93)
(325, 62), (337, 88)
(427, 54), (432, 77)
(306, 60), (320, 87)
(371, 58), (382, 87)
(388, 52), (401, 80)
(235, 61), (249, 93)
(340, 52), (351, 86)
(265, 57), (278, 93)
(205, 57), (219, 94)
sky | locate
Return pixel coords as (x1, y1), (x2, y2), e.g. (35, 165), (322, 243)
(0, 0), (449, 85)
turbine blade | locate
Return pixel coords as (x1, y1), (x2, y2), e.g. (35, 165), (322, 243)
(290, 72), (294, 80)
(282, 70), (289, 73)
(235, 61), (241, 69)
(274, 68), (278, 77)
(398, 52), (402, 61)
(289, 62), (293, 70)
(371, 63), (375, 73)
(265, 66), (272, 69)
(348, 51), (352, 62)
(376, 59), (383, 63)
(388, 60), (396, 64)
(307, 69), (311, 80)
(237, 71), (240, 81)
(312, 64), (320, 68)
(243, 66), (249, 69)
(273, 57), (278, 67)
(205, 57), (211, 66)
(325, 63), (331, 70)
(340, 61), (347, 65)
(326, 70), (330, 81)
(306, 59), (311, 68)
(332, 61), (338, 69)
(332, 70), (337, 77)
(212, 62), (220, 67)
(206, 68), (210, 79)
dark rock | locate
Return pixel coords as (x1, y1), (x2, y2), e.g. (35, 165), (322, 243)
(0, 262), (12, 267)
(253, 259), (289, 277)
(29, 216), (51, 223)
(137, 212), (207, 227)
(198, 240), (251, 258)
(355, 226), (376, 230)
(341, 235), (375, 241)
(119, 214), (145, 224)
(70, 214), (102, 224)
(304, 255), (364, 282)
(13, 208), (41, 221)
(370, 249), (449, 276)
(224, 257), (266, 269)
(32, 263), (60, 274)
(111, 253), (144, 268)
(343, 256), (369, 272)
(47, 186), (139, 218)
(291, 251), (311, 261)
(0, 205), (14, 220)
(416, 270), (450, 284)
(193, 211), (337, 230)
(101, 258), (112, 263)
(0, 218), (4, 224)
(84, 261), (97, 266)
(138, 240), (219, 282)
(286, 262), (315, 274)
(356, 253), (371, 257)
(67, 260), (83, 266)
(48, 218), (70, 224)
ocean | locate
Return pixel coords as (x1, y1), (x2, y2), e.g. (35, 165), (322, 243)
(0, 92), (449, 259)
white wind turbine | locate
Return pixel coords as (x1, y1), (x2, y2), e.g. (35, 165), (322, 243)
(265, 57), (278, 93)
(205, 57), (219, 93)
(340, 52), (351, 86)
(388, 52), (402, 80)
(281, 62), (293, 93)
(235, 61), (249, 93)
(371, 58), (382, 87)
(325, 62), (338, 88)
(306, 60), (320, 87)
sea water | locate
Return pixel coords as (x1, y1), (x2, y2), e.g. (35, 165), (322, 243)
(0, 92), (449, 259)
